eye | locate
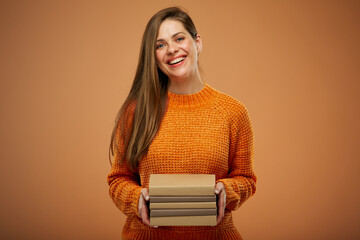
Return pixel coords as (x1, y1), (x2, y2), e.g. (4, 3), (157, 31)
(176, 37), (184, 42)
(156, 43), (165, 49)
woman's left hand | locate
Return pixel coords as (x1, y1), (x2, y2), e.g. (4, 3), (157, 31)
(215, 182), (226, 225)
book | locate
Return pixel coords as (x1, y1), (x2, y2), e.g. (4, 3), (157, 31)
(150, 215), (217, 226)
(149, 174), (215, 196)
(148, 174), (217, 227)
(150, 208), (217, 217)
(150, 195), (216, 203)
(150, 202), (216, 209)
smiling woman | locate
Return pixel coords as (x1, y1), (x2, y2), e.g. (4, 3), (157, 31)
(107, 7), (256, 240)
(155, 19), (202, 93)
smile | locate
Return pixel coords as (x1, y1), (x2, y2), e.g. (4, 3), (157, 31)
(168, 56), (186, 65)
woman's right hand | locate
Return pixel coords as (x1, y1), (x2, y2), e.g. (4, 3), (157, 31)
(138, 188), (157, 228)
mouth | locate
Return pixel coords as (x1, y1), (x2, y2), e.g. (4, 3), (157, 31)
(167, 56), (186, 66)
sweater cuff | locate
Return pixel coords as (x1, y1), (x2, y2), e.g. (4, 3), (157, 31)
(131, 186), (143, 218)
(216, 178), (241, 211)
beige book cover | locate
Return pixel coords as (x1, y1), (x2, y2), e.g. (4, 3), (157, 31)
(150, 202), (216, 209)
(149, 174), (215, 196)
(150, 215), (217, 226)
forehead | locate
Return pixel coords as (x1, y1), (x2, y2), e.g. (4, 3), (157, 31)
(157, 19), (187, 39)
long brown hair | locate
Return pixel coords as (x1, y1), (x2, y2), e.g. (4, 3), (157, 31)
(109, 7), (199, 170)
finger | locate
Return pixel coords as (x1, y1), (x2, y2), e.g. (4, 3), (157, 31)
(139, 189), (157, 228)
(142, 208), (158, 228)
(140, 200), (157, 228)
(216, 203), (224, 224)
(138, 193), (144, 217)
(216, 213), (224, 224)
(216, 207), (224, 224)
(141, 188), (150, 201)
(214, 182), (224, 194)
(140, 205), (152, 227)
(216, 192), (225, 225)
(214, 185), (220, 194)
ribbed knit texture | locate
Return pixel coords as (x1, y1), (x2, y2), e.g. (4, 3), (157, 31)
(108, 84), (256, 240)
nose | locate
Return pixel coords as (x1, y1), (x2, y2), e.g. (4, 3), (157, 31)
(167, 42), (179, 54)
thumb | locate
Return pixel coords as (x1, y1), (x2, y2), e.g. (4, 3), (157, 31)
(141, 188), (150, 201)
(214, 182), (224, 194)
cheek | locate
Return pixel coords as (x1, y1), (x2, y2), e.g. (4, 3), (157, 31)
(155, 51), (164, 65)
(183, 41), (196, 57)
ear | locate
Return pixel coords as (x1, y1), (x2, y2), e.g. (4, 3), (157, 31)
(195, 34), (202, 54)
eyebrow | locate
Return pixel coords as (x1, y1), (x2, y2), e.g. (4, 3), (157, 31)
(156, 32), (185, 42)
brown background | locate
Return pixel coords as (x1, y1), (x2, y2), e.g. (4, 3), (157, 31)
(1, 0), (359, 239)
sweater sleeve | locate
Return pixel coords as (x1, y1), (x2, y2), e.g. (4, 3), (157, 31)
(217, 102), (257, 211)
(107, 106), (142, 218)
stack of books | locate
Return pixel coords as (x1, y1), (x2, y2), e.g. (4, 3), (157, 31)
(149, 174), (217, 226)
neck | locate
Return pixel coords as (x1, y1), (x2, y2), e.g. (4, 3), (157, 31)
(168, 71), (204, 95)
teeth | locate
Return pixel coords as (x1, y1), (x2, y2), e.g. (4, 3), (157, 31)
(169, 57), (185, 65)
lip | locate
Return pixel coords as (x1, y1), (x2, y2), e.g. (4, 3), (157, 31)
(167, 55), (187, 67)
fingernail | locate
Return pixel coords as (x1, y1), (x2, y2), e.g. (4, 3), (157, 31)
(215, 190), (219, 194)
(145, 196), (149, 201)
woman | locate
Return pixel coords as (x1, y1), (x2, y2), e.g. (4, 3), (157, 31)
(108, 7), (256, 240)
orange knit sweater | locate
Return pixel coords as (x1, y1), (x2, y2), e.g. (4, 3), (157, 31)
(107, 84), (256, 240)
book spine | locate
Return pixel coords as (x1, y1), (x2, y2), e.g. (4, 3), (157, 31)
(150, 185), (215, 196)
(150, 208), (217, 217)
(150, 215), (217, 226)
(150, 202), (216, 209)
(150, 195), (216, 203)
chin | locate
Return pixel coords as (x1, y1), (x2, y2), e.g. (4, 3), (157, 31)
(167, 69), (190, 79)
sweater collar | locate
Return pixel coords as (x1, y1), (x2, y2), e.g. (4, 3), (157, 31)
(167, 83), (219, 108)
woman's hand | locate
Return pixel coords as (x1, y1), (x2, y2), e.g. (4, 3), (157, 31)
(215, 182), (226, 225)
(138, 188), (158, 228)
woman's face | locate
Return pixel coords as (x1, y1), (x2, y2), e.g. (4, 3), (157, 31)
(155, 19), (201, 82)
